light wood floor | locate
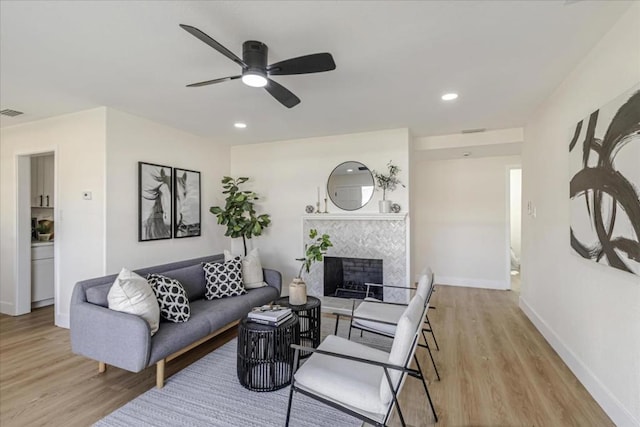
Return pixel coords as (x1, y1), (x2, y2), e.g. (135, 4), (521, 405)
(0, 286), (612, 427)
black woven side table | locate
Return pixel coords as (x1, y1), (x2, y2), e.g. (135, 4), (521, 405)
(237, 314), (300, 392)
(275, 296), (321, 359)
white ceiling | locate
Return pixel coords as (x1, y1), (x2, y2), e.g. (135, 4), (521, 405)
(0, 1), (632, 145)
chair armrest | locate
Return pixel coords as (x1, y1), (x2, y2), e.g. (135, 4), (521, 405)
(365, 282), (417, 291)
(351, 315), (399, 327)
(362, 299), (408, 307)
(70, 301), (151, 372)
(291, 344), (416, 374)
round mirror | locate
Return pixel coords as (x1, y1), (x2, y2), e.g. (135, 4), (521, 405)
(327, 161), (375, 211)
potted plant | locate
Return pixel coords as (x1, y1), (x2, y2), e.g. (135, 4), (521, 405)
(290, 229), (333, 305)
(372, 161), (405, 213)
(210, 176), (271, 256)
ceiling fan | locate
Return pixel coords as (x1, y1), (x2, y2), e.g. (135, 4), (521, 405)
(180, 24), (336, 108)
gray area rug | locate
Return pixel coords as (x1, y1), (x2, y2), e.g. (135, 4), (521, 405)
(95, 318), (392, 427)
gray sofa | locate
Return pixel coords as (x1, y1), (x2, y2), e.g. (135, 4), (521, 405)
(70, 254), (281, 387)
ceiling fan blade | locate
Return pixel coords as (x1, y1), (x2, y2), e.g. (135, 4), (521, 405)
(186, 75), (241, 87)
(267, 53), (336, 75)
(265, 78), (301, 108)
(179, 24), (247, 68)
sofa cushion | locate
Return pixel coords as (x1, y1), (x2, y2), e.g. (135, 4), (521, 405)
(107, 268), (160, 335)
(242, 286), (279, 309)
(147, 274), (190, 323)
(203, 258), (246, 299)
(161, 264), (207, 302)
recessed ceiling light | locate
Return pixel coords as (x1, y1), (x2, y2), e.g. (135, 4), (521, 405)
(441, 93), (458, 101)
(234, 122), (247, 129)
(346, 168), (354, 173)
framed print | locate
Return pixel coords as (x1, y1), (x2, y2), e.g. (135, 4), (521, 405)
(139, 162), (173, 241)
(173, 168), (201, 238)
(569, 86), (640, 276)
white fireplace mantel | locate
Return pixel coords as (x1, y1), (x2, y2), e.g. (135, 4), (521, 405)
(302, 213), (407, 221)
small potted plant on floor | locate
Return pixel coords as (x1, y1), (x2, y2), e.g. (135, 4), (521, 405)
(372, 161), (405, 213)
(291, 229), (333, 305)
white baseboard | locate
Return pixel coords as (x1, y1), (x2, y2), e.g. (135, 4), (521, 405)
(55, 312), (69, 329)
(519, 296), (638, 427)
(0, 301), (14, 315)
(436, 276), (509, 290)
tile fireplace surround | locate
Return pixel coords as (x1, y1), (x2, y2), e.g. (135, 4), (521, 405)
(302, 213), (410, 312)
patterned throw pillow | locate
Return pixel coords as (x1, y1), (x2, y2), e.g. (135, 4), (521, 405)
(147, 274), (191, 323)
(203, 258), (246, 300)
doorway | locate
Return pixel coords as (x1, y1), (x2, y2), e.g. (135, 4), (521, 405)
(16, 151), (56, 318)
(508, 167), (522, 292)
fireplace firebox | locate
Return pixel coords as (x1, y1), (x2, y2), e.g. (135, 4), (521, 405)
(324, 256), (383, 300)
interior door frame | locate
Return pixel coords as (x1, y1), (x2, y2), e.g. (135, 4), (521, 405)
(505, 164), (522, 290)
(15, 149), (57, 315)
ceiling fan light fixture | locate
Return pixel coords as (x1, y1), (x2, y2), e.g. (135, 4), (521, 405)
(242, 71), (268, 88)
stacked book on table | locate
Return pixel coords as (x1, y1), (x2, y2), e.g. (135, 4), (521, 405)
(248, 307), (293, 326)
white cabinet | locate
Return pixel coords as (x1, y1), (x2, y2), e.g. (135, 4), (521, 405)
(31, 244), (54, 304)
(31, 155), (54, 208)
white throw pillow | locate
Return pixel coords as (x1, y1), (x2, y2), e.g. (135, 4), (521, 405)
(224, 248), (267, 289)
(108, 268), (160, 335)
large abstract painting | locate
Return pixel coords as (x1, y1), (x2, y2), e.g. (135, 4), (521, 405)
(173, 168), (201, 238)
(569, 86), (640, 276)
(139, 162), (173, 241)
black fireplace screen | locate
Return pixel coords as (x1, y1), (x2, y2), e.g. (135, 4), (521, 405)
(324, 257), (383, 300)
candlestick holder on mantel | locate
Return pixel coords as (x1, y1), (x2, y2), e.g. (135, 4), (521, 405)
(323, 198), (328, 214)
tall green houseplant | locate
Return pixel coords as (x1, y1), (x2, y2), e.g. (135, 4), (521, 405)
(210, 176), (271, 255)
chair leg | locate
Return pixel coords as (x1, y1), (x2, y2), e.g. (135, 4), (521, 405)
(383, 367), (407, 427)
(414, 355), (438, 423)
(334, 314), (341, 335)
(426, 313), (439, 350)
(98, 361), (106, 373)
(422, 330), (440, 381)
(285, 383), (295, 426)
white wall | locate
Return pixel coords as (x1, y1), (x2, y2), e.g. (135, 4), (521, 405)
(412, 154), (521, 289)
(510, 168), (522, 259)
(230, 128), (410, 286)
(105, 109), (230, 272)
(0, 108), (107, 327)
(520, 4), (640, 425)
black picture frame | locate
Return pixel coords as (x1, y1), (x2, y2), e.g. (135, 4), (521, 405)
(138, 162), (173, 242)
(173, 167), (201, 238)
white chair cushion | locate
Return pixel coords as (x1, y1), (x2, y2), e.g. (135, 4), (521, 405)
(352, 301), (406, 336)
(380, 295), (425, 404)
(415, 273), (430, 303)
(294, 335), (391, 416)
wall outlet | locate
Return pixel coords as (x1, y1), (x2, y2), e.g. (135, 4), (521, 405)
(82, 191), (92, 200)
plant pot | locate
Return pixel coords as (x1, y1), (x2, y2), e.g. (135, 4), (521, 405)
(289, 277), (307, 305)
(379, 200), (392, 213)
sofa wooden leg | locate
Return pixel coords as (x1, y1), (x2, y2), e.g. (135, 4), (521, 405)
(156, 359), (165, 389)
(98, 362), (107, 373)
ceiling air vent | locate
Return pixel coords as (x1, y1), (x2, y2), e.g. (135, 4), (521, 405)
(1, 109), (24, 117)
(461, 128), (486, 134)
